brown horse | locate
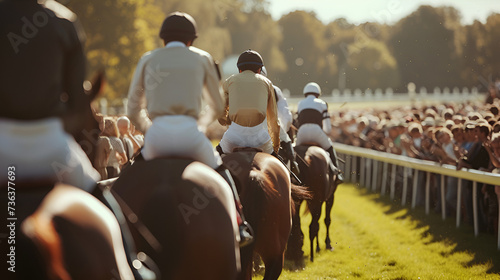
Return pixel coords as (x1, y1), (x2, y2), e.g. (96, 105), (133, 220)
(10, 183), (135, 280)
(287, 144), (338, 263)
(222, 150), (308, 280)
(0, 70), (143, 279)
(110, 158), (240, 280)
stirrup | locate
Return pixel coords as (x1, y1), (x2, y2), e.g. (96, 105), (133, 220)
(335, 171), (344, 184)
(239, 221), (254, 247)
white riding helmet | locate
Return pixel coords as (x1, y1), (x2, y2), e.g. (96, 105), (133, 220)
(303, 82), (321, 96)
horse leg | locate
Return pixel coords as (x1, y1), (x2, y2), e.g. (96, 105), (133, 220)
(238, 245), (255, 280)
(325, 193), (335, 250)
(262, 255), (284, 280)
(309, 201), (321, 262)
(286, 200), (304, 264)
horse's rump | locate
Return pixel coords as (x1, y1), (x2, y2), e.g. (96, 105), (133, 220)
(111, 158), (239, 280)
(222, 151), (292, 280)
(295, 145), (335, 201)
(2, 183), (134, 280)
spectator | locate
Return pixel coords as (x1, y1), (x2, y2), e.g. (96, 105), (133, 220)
(457, 121), (491, 231)
(117, 116), (140, 161)
(94, 116), (113, 179)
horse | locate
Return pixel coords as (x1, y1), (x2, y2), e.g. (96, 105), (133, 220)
(0, 70), (144, 279)
(9, 183), (135, 280)
(109, 158), (240, 280)
(287, 144), (338, 263)
(222, 149), (309, 280)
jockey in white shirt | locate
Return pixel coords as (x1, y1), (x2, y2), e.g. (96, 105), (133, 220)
(127, 12), (252, 246)
(296, 82), (343, 182)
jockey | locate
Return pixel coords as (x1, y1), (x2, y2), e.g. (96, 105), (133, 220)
(0, 0), (100, 191)
(127, 12), (252, 246)
(217, 50), (280, 155)
(296, 82), (343, 182)
(260, 66), (300, 176)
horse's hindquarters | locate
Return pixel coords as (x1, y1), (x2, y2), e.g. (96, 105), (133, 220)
(111, 159), (240, 280)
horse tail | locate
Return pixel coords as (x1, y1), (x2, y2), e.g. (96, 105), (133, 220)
(243, 171), (273, 236)
(290, 183), (311, 215)
(22, 214), (71, 280)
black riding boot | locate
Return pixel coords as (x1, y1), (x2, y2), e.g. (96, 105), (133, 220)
(281, 141), (300, 176)
(215, 165), (254, 247)
(326, 146), (344, 183)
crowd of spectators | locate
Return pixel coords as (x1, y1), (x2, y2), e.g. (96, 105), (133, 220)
(93, 115), (144, 180)
(330, 96), (500, 236)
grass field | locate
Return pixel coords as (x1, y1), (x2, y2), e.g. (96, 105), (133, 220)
(252, 183), (500, 280)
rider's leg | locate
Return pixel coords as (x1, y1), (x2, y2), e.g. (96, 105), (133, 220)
(280, 140), (300, 176)
(326, 146), (344, 183)
(214, 146), (254, 247)
(215, 165), (254, 247)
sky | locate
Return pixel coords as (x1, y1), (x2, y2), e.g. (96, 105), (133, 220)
(267, 0), (500, 25)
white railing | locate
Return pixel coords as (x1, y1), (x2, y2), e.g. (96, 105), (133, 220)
(334, 143), (500, 250)
(283, 87), (485, 106)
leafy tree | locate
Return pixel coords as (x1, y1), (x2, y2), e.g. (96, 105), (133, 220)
(388, 5), (462, 90)
(278, 11), (335, 96)
(67, 0), (163, 102)
(461, 20), (489, 88)
(222, 8), (286, 81)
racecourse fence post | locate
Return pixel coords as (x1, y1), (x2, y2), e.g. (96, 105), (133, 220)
(359, 157), (366, 187)
(402, 167), (409, 206)
(441, 175), (446, 220)
(345, 154), (351, 183)
(381, 162), (388, 195)
(473, 181), (479, 237)
(456, 179), (462, 228)
(390, 164), (397, 200)
(372, 160), (379, 192)
(411, 169), (419, 209)
(366, 158), (372, 190)
(351, 156), (357, 184)
(425, 172), (431, 215)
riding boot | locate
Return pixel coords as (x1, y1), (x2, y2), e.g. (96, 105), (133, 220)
(281, 141), (300, 176)
(271, 151), (302, 185)
(326, 146), (344, 184)
(215, 144), (224, 157)
(215, 165), (254, 247)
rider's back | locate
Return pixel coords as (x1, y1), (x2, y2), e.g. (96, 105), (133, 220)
(0, 0), (86, 121)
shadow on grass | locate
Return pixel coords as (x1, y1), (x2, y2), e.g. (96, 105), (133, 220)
(355, 186), (500, 274)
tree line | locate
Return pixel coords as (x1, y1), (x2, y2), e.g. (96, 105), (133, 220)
(66, 0), (500, 102)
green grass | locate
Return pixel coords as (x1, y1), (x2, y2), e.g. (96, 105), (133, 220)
(252, 184), (500, 280)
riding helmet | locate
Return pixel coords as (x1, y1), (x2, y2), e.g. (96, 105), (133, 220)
(159, 12), (198, 41)
(303, 82), (321, 96)
(237, 49), (264, 69)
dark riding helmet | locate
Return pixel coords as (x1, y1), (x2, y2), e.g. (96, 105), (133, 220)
(159, 12), (198, 42)
(237, 49), (264, 69)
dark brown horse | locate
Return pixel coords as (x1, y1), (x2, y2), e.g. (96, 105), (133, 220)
(287, 144), (338, 263)
(222, 150), (308, 280)
(110, 158), (240, 280)
(0, 71), (141, 279)
(14, 183), (134, 280)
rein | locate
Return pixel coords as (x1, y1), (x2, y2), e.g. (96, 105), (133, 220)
(96, 179), (163, 254)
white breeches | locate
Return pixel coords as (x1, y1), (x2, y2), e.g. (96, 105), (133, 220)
(142, 115), (222, 169)
(0, 118), (100, 191)
(279, 125), (291, 143)
(220, 119), (273, 154)
(296, 124), (333, 150)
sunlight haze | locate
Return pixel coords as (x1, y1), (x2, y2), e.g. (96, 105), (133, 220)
(268, 0), (500, 25)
